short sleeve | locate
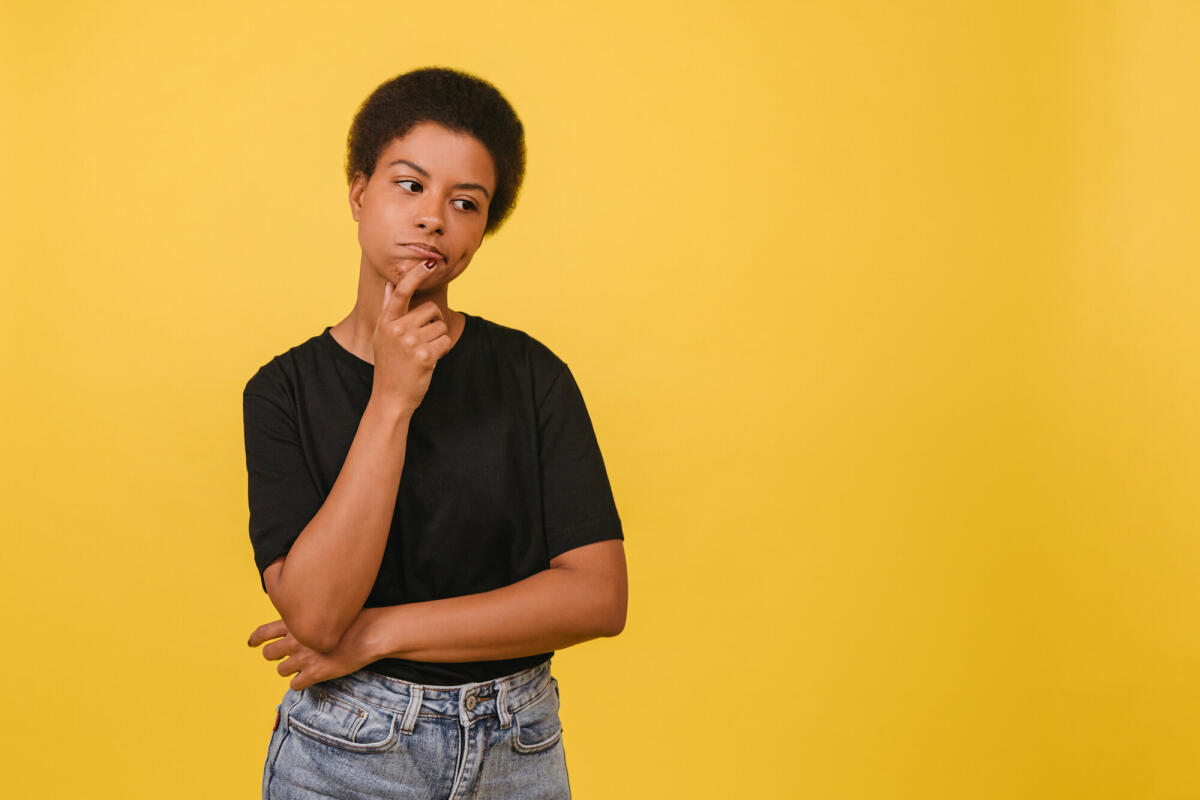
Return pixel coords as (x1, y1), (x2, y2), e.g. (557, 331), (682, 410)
(243, 383), (324, 592)
(537, 362), (624, 560)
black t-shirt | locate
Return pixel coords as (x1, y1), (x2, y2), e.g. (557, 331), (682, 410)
(242, 312), (623, 684)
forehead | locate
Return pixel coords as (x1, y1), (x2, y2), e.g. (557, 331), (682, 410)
(375, 123), (496, 190)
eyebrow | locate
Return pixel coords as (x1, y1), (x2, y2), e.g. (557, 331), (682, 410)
(387, 158), (492, 199)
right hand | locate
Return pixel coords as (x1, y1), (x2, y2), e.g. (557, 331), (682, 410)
(371, 260), (452, 413)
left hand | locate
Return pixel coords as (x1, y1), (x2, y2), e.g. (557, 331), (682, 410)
(247, 618), (374, 691)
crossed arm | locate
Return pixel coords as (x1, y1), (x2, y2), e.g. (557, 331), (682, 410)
(248, 538), (627, 689)
(246, 380), (627, 686)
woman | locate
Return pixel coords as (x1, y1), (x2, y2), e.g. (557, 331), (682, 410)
(242, 66), (627, 799)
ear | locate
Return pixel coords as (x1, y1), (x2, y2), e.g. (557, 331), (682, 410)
(348, 171), (368, 222)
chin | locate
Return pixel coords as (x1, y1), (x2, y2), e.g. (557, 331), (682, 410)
(390, 262), (418, 280)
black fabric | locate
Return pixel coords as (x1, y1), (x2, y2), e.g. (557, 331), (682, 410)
(242, 312), (623, 684)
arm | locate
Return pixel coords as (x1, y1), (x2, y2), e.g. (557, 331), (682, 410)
(263, 265), (451, 653)
(262, 399), (413, 653)
(351, 539), (627, 663)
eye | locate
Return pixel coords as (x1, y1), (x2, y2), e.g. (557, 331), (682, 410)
(395, 179), (422, 192)
(452, 198), (478, 212)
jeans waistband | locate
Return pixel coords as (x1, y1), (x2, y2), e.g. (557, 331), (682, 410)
(313, 659), (553, 732)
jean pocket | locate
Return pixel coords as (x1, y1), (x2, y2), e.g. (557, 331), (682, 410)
(287, 684), (398, 753)
(511, 678), (564, 754)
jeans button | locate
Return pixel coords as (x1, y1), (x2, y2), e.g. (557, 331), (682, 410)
(465, 695), (478, 711)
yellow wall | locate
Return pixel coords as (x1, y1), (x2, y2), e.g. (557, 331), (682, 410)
(2, 1), (1198, 796)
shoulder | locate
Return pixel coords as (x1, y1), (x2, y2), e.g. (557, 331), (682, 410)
(468, 314), (568, 374)
(243, 330), (325, 401)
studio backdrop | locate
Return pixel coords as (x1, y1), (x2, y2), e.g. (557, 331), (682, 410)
(2, 1), (1198, 797)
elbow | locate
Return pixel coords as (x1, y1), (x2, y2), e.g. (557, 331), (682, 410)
(550, 541), (628, 641)
(599, 613), (625, 638)
(266, 567), (349, 653)
(289, 616), (344, 654)
(596, 589), (627, 638)
(275, 602), (345, 653)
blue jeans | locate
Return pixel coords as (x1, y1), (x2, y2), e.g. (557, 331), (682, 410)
(261, 659), (571, 799)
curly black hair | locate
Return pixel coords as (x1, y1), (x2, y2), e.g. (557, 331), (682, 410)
(345, 67), (526, 237)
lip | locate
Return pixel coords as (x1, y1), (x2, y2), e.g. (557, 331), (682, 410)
(400, 243), (446, 262)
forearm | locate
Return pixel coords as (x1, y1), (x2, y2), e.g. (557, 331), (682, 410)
(354, 565), (624, 664)
(273, 396), (414, 651)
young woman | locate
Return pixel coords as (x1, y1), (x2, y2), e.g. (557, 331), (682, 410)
(242, 67), (627, 799)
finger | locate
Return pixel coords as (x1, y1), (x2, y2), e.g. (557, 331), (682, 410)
(292, 670), (317, 692)
(419, 319), (449, 342)
(261, 637), (292, 661)
(278, 655), (301, 678)
(248, 619), (288, 647)
(386, 259), (436, 319)
(402, 300), (444, 328)
(427, 333), (453, 360)
(382, 280), (393, 313)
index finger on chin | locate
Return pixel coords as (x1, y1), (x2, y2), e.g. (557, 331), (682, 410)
(386, 259), (435, 319)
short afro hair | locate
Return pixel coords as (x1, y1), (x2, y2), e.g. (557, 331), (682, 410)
(345, 67), (526, 237)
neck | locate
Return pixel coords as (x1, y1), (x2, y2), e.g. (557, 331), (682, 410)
(331, 258), (464, 365)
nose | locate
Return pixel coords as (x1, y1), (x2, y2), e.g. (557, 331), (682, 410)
(413, 195), (444, 235)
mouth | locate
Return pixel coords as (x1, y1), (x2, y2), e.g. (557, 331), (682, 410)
(400, 243), (446, 262)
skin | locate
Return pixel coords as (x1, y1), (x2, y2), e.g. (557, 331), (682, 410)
(330, 120), (497, 363)
(247, 122), (628, 690)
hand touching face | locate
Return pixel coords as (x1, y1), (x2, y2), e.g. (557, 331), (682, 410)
(349, 121), (496, 292)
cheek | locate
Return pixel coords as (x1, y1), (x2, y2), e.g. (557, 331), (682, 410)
(359, 210), (396, 246)
(459, 234), (484, 260)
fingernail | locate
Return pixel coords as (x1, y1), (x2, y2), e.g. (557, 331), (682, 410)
(423, 259), (436, 270)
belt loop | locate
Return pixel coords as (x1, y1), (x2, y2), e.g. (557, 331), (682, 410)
(399, 686), (423, 735)
(497, 679), (513, 729)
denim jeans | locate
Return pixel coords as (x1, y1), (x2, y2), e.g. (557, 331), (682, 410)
(261, 659), (571, 799)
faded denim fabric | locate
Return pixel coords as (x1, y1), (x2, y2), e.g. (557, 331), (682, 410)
(261, 659), (571, 799)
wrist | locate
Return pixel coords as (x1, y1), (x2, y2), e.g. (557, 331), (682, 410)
(352, 606), (396, 663)
(365, 394), (416, 426)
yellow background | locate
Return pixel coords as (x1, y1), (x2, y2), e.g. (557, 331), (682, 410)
(2, 1), (1198, 797)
